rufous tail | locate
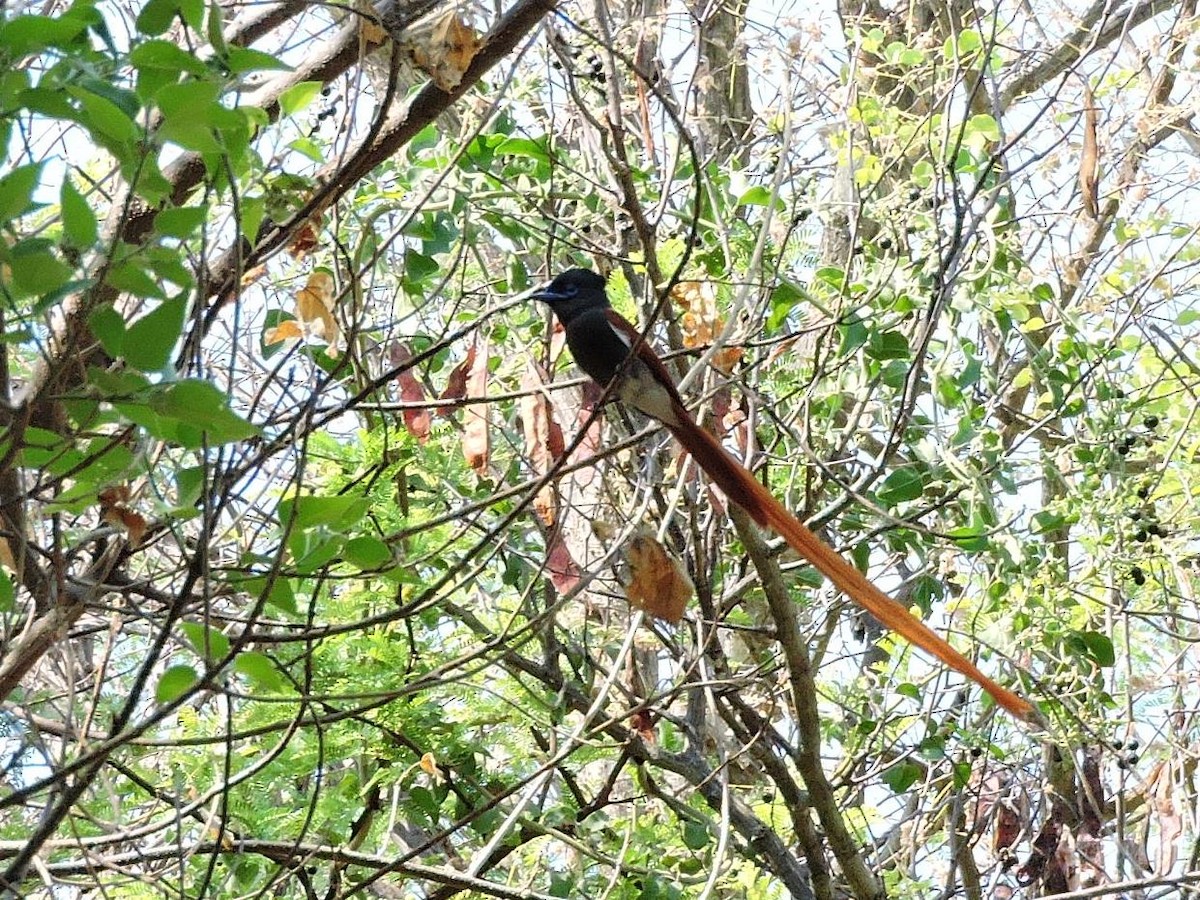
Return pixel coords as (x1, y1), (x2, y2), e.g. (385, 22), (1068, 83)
(666, 408), (1035, 722)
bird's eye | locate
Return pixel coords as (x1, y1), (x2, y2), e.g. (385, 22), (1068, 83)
(561, 284), (578, 298)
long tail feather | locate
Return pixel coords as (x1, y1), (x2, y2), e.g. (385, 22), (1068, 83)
(667, 410), (1035, 722)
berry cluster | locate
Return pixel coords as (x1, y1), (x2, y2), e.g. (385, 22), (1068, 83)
(1121, 414), (1169, 584)
(309, 84), (339, 136)
(1112, 737), (1140, 770)
(550, 46), (607, 86)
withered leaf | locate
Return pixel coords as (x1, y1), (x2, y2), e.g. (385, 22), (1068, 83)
(389, 342), (431, 443)
(521, 361), (561, 527)
(463, 337), (490, 474)
(401, 9), (483, 92)
(625, 533), (693, 623)
(1079, 83), (1100, 219)
(545, 532), (580, 595)
(264, 269), (340, 356)
(438, 343), (476, 414)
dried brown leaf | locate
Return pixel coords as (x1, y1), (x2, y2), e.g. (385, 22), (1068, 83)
(1080, 83), (1100, 219)
(463, 338), (490, 474)
(1154, 761), (1182, 873)
(630, 709), (656, 742)
(289, 220), (320, 258)
(521, 361), (560, 527)
(99, 486), (147, 547)
(267, 270), (341, 355)
(545, 532), (580, 595)
(389, 342), (431, 443)
(625, 533), (693, 623)
(419, 752), (442, 779)
(669, 279), (741, 373)
(402, 9), (482, 92)
(438, 344), (476, 413)
(263, 319), (304, 346)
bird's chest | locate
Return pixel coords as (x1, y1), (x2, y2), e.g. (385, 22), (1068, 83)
(564, 314), (635, 387)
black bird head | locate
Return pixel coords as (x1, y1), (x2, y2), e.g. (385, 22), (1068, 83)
(531, 268), (610, 324)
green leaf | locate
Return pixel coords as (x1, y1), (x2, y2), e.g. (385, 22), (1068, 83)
(279, 81), (322, 116)
(176, 465), (204, 506)
(495, 136), (549, 162)
(292, 534), (344, 573)
(181, 621), (230, 663)
(767, 279), (804, 331)
(156, 664), (199, 702)
(123, 296), (186, 371)
(8, 243), (74, 296)
(944, 28), (982, 59)
(136, 0), (177, 34)
(234, 651), (283, 690)
(838, 318), (868, 356)
(0, 571), (13, 612)
(206, 0), (228, 57)
(278, 494), (369, 532)
(105, 260), (165, 299)
(155, 205), (208, 238)
(144, 248), (194, 289)
(287, 136), (324, 163)
(736, 185), (773, 206)
(0, 163), (43, 222)
(866, 329), (910, 360)
(816, 266), (844, 290)
(88, 305), (125, 357)
(947, 526), (989, 552)
(878, 468), (925, 506)
(1176, 309), (1200, 326)
(156, 379), (259, 443)
(0, 14), (88, 54)
(681, 821), (710, 850)
(239, 195), (264, 244)
(883, 760), (922, 793)
(60, 180), (98, 249)
(343, 535), (392, 570)
(404, 248), (439, 285)
(239, 575), (297, 615)
(178, 0), (204, 31)
(225, 46), (290, 73)
(896, 683), (921, 702)
(156, 79), (221, 119)
(70, 86), (140, 151)
(1078, 630), (1115, 667)
(967, 114), (1000, 142)
(129, 38), (208, 75)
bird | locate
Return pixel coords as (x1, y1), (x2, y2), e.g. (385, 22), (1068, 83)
(532, 267), (1035, 722)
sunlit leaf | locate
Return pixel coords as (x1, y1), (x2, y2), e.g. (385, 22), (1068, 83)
(156, 664), (199, 702)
